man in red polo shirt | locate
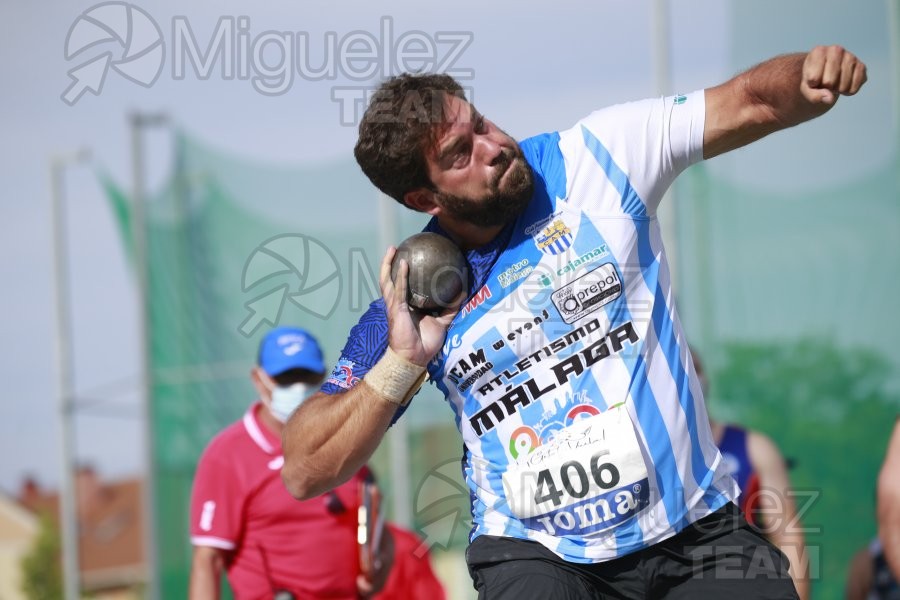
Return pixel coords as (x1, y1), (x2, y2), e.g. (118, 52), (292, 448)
(188, 326), (393, 599)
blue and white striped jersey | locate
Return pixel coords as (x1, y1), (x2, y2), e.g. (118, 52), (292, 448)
(324, 91), (738, 562)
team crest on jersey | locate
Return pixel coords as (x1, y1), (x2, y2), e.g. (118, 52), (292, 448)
(526, 212), (573, 255)
(327, 358), (361, 390)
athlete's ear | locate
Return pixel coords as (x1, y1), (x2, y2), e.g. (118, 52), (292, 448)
(404, 188), (441, 216)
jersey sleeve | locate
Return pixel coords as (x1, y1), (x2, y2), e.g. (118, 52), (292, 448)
(189, 443), (244, 550)
(560, 90), (706, 215)
(320, 295), (428, 423)
(320, 298), (389, 395)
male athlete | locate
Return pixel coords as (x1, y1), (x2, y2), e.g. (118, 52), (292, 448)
(282, 46), (866, 598)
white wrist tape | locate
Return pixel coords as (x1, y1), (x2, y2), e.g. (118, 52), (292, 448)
(364, 347), (428, 407)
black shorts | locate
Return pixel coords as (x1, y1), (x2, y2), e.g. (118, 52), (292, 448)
(466, 503), (798, 600)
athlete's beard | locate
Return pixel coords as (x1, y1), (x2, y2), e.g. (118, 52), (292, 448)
(435, 145), (534, 229)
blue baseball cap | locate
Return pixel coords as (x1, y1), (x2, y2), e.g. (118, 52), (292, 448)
(257, 326), (325, 376)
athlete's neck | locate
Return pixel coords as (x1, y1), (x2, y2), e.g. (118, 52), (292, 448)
(436, 216), (505, 251)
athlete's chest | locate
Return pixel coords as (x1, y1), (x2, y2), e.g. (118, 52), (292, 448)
(435, 201), (652, 431)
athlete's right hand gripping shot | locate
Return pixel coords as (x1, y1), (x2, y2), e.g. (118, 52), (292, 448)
(281, 45), (866, 599)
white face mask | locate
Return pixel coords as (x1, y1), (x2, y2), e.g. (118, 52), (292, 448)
(268, 382), (315, 423)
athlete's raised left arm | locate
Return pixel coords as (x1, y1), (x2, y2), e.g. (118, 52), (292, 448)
(703, 45), (866, 159)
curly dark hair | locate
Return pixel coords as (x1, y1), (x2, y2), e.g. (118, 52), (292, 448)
(354, 73), (466, 206)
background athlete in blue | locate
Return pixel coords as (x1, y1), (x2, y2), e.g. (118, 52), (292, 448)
(282, 45), (867, 599)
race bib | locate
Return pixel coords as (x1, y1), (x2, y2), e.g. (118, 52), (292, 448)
(501, 406), (650, 537)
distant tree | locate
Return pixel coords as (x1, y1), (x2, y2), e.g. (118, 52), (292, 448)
(21, 513), (64, 600)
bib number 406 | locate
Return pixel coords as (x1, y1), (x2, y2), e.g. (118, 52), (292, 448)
(534, 453), (621, 508)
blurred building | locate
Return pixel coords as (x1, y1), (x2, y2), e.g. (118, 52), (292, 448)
(0, 490), (39, 600)
(17, 467), (145, 600)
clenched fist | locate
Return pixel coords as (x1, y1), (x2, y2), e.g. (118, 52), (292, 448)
(801, 45), (867, 106)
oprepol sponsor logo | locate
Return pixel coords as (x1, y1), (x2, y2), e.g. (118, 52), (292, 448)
(551, 263), (622, 324)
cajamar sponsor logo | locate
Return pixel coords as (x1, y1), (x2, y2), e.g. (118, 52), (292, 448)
(537, 244), (609, 287)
